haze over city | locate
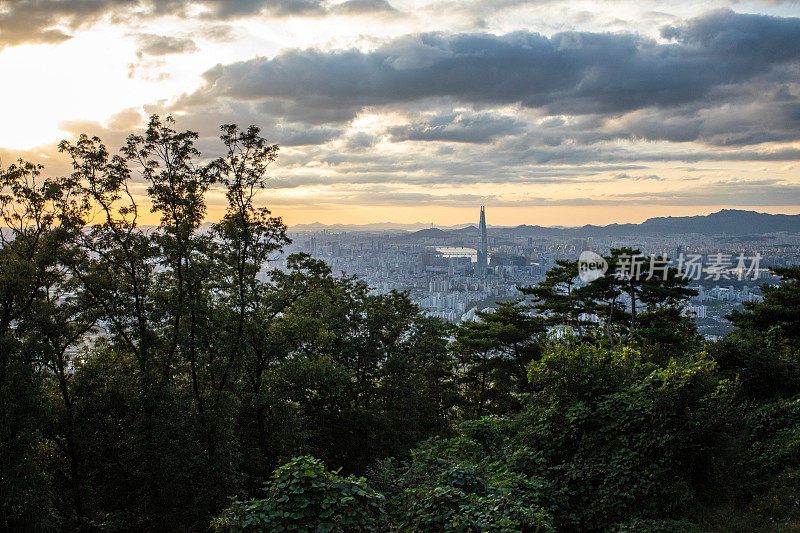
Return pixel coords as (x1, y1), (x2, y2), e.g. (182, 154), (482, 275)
(2, 0), (800, 226)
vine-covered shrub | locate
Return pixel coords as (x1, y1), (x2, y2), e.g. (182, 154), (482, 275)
(742, 396), (800, 523)
(399, 485), (554, 532)
(370, 418), (557, 532)
(520, 345), (736, 529)
(211, 456), (385, 532)
(612, 518), (702, 532)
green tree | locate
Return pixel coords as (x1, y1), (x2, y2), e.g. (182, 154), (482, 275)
(453, 300), (545, 417)
(714, 266), (800, 401)
(728, 266), (800, 347)
(1, 157), (87, 528)
(522, 249), (698, 349)
(520, 260), (592, 339)
(50, 116), (288, 528)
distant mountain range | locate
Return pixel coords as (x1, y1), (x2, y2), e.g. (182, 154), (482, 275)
(625, 210), (800, 236)
(492, 209), (800, 238)
(288, 222), (474, 233)
(290, 210), (800, 237)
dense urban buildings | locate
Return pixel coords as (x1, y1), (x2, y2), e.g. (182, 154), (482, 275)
(278, 208), (800, 338)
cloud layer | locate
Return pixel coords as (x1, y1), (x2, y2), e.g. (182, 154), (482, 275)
(1, 3), (799, 223)
(183, 10), (800, 126)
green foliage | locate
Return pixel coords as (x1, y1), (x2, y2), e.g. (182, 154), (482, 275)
(358, 344), (739, 531)
(399, 485), (554, 532)
(521, 248), (698, 348)
(712, 330), (800, 400)
(453, 300), (544, 416)
(728, 266), (800, 347)
(0, 336), (56, 531)
(458, 416), (513, 449)
(521, 345), (735, 529)
(236, 257), (457, 474)
(2, 116), (460, 528)
(740, 397), (800, 523)
(528, 342), (653, 404)
(372, 420), (555, 532)
(212, 456), (385, 532)
(519, 259), (591, 338)
(612, 518), (702, 532)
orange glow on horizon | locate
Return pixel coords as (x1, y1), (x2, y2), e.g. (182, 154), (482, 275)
(200, 204), (800, 229)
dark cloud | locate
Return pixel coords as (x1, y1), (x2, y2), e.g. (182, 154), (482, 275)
(134, 34), (198, 58)
(333, 0), (396, 14)
(0, 0), (398, 49)
(388, 112), (525, 143)
(207, 0), (324, 18)
(499, 89), (800, 148)
(0, 0), (136, 49)
(272, 125), (343, 146)
(497, 144), (800, 166)
(181, 10), (800, 127)
(344, 132), (379, 150)
(610, 100), (800, 147)
(257, 161), (653, 189)
(661, 8), (800, 65)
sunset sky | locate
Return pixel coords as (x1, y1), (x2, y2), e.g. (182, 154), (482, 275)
(1, 0), (800, 226)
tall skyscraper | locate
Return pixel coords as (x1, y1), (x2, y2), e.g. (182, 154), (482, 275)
(477, 205), (488, 275)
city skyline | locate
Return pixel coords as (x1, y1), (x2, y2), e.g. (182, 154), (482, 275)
(1, 1), (800, 226)
(283, 205), (796, 326)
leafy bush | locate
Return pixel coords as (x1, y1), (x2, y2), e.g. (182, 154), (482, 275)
(211, 456), (385, 532)
(742, 397), (800, 523)
(527, 342), (656, 405)
(612, 518), (702, 532)
(392, 450), (554, 532)
(458, 416), (513, 449)
(520, 345), (736, 529)
(712, 330), (800, 401)
(399, 485), (554, 532)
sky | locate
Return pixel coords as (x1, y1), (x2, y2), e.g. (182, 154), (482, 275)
(1, 0), (800, 227)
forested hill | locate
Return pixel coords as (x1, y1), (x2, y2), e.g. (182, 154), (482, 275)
(633, 209), (800, 235)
